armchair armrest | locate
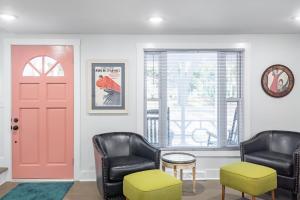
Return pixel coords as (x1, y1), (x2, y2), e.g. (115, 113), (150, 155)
(131, 135), (161, 168)
(93, 136), (110, 197)
(240, 133), (268, 161)
(293, 147), (300, 193)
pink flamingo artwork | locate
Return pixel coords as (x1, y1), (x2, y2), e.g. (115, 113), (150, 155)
(270, 69), (284, 93)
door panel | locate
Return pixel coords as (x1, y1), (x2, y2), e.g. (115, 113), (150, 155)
(47, 83), (66, 100)
(19, 108), (40, 164)
(12, 45), (74, 179)
(19, 83), (39, 100)
(47, 108), (67, 163)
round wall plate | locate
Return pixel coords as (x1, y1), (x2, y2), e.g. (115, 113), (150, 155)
(261, 64), (294, 98)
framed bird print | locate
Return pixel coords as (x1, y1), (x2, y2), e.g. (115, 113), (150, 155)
(261, 64), (294, 98)
(87, 59), (128, 113)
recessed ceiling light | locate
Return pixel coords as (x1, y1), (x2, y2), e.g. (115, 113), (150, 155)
(0, 14), (17, 22)
(294, 16), (300, 21)
(149, 17), (163, 24)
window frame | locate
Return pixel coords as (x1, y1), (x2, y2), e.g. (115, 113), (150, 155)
(144, 49), (244, 150)
(136, 43), (251, 152)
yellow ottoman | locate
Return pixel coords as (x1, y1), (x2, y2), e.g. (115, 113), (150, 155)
(123, 169), (182, 200)
(220, 162), (277, 200)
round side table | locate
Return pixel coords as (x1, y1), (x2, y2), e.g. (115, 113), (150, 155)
(161, 152), (196, 193)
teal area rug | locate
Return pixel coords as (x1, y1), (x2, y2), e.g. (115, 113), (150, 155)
(0, 182), (74, 200)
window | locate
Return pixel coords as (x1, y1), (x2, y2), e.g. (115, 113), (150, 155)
(144, 50), (243, 148)
(23, 56), (64, 77)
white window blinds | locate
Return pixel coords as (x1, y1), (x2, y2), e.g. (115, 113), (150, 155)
(145, 49), (244, 148)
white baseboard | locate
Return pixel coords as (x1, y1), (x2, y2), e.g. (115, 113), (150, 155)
(3, 169), (220, 183)
(164, 168), (220, 180)
(79, 170), (96, 181)
(0, 157), (5, 166)
(0, 171), (8, 185)
(78, 179), (96, 182)
(78, 168), (220, 181)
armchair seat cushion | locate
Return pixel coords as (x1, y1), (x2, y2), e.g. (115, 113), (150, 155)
(244, 151), (293, 176)
(109, 155), (156, 182)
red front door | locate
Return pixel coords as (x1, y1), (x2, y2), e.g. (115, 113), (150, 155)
(11, 45), (74, 179)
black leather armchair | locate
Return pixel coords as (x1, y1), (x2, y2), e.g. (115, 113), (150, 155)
(93, 132), (160, 200)
(240, 130), (300, 200)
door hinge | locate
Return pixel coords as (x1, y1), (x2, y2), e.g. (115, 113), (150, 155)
(72, 158), (74, 166)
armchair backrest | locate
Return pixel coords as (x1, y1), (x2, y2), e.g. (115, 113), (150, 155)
(93, 132), (147, 157)
(269, 130), (300, 155)
(94, 132), (131, 157)
(257, 130), (300, 155)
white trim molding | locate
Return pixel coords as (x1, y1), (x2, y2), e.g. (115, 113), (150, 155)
(0, 171), (8, 186)
(161, 150), (240, 157)
(0, 104), (4, 164)
(79, 170), (96, 181)
(3, 38), (81, 181)
(136, 42), (252, 149)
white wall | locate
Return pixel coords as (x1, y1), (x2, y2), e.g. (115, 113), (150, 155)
(0, 32), (7, 166)
(249, 36), (300, 133)
(0, 34), (299, 180)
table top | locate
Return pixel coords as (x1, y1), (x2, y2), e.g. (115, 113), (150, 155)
(161, 152), (196, 164)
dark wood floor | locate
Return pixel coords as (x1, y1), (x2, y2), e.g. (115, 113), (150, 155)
(0, 180), (292, 200)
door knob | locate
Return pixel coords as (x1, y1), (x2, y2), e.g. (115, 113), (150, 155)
(12, 125), (19, 131)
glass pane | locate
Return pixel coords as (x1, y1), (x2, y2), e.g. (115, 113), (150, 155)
(145, 53), (160, 144)
(226, 53), (239, 98)
(29, 56), (43, 73)
(167, 52), (218, 147)
(44, 56), (57, 73)
(227, 101), (239, 146)
(146, 102), (159, 144)
(23, 64), (40, 76)
(146, 57), (160, 100)
(47, 64), (64, 76)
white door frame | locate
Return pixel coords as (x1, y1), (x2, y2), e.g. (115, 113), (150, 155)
(3, 39), (81, 181)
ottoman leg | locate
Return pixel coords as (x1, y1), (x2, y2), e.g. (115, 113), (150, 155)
(222, 185), (225, 200)
(173, 166), (177, 178)
(180, 169), (183, 180)
(192, 166), (196, 193)
(272, 190), (275, 200)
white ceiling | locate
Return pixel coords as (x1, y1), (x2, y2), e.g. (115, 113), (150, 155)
(0, 0), (300, 34)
